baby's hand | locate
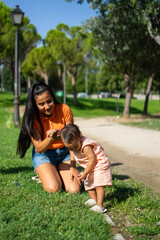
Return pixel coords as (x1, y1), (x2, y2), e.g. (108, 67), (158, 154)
(78, 172), (87, 181)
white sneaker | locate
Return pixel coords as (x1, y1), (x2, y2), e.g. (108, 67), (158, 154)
(84, 199), (97, 206)
(32, 175), (41, 183)
(90, 205), (105, 213)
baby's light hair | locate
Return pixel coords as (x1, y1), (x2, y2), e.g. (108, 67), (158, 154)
(61, 124), (81, 144)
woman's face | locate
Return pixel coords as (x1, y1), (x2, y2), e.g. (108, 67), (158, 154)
(35, 90), (54, 117)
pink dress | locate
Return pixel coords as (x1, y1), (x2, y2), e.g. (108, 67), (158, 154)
(73, 136), (112, 190)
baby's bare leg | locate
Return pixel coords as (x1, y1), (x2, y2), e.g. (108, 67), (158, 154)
(95, 186), (105, 208)
(88, 188), (97, 201)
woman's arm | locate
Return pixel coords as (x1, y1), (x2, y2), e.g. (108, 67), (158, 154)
(31, 128), (59, 154)
(31, 118), (74, 154)
(78, 146), (96, 181)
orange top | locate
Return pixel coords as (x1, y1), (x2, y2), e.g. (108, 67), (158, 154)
(33, 103), (73, 149)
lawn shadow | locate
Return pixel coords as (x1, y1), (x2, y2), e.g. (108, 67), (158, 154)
(112, 173), (130, 181)
(67, 98), (144, 115)
(111, 162), (123, 167)
(104, 176), (140, 208)
(0, 166), (33, 174)
(147, 113), (160, 119)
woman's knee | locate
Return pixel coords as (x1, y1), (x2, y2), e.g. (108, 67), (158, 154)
(43, 182), (62, 193)
(66, 182), (81, 194)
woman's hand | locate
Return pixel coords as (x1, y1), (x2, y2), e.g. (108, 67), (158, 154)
(46, 129), (61, 140)
(70, 167), (81, 184)
(78, 172), (87, 181)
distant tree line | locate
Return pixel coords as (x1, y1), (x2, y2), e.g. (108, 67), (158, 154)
(1, 0), (160, 116)
(66, 0), (160, 116)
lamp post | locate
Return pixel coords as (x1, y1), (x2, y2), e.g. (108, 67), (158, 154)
(11, 5), (24, 126)
(84, 55), (88, 96)
(57, 61), (66, 104)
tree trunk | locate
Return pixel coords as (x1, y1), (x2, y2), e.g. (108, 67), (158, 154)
(58, 66), (63, 85)
(37, 70), (48, 85)
(123, 73), (132, 118)
(27, 77), (31, 93)
(71, 75), (78, 105)
(44, 74), (48, 85)
(67, 70), (78, 105)
(143, 74), (154, 116)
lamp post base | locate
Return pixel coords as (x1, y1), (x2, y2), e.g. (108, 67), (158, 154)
(14, 96), (20, 127)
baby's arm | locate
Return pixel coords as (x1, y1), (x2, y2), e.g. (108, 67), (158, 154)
(78, 145), (96, 181)
(70, 151), (81, 184)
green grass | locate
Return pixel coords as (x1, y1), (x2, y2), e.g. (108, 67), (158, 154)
(121, 119), (160, 131)
(66, 96), (160, 118)
(0, 92), (160, 239)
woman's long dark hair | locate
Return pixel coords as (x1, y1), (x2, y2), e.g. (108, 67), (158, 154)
(17, 82), (59, 158)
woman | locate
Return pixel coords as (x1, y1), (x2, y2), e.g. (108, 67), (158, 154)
(17, 82), (81, 193)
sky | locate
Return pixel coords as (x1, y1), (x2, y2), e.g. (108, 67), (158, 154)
(2, 0), (97, 40)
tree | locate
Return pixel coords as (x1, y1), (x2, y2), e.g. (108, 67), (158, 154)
(96, 63), (124, 92)
(25, 47), (57, 85)
(46, 24), (91, 105)
(67, 0), (160, 117)
(0, 2), (41, 93)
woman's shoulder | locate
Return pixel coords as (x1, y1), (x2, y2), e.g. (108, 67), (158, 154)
(54, 103), (73, 121)
(55, 103), (71, 110)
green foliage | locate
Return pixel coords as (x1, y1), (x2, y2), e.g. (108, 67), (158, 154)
(121, 119), (160, 131)
(108, 178), (160, 238)
(0, 1), (14, 60)
(0, 1), (41, 93)
(96, 64), (124, 92)
(0, 66), (13, 91)
(0, 96), (112, 240)
(0, 92), (160, 239)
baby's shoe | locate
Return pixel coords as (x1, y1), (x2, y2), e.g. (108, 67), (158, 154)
(84, 199), (97, 206)
(90, 205), (106, 213)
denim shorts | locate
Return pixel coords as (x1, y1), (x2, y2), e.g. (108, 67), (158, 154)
(32, 146), (70, 170)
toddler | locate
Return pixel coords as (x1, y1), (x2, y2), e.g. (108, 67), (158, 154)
(61, 124), (112, 213)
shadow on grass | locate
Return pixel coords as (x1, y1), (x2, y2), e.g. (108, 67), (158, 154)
(112, 174), (130, 181)
(67, 98), (143, 115)
(0, 99), (13, 107)
(147, 114), (160, 119)
(68, 98), (124, 113)
(105, 185), (140, 207)
(111, 162), (123, 167)
(104, 173), (140, 208)
(0, 166), (33, 174)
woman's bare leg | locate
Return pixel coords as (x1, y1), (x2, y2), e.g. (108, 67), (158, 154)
(36, 163), (62, 193)
(88, 188), (97, 201)
(95, 186), (105, 208)
(58, 160), (81, 193)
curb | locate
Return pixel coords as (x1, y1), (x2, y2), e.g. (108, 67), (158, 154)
(103, 213), (125, 240)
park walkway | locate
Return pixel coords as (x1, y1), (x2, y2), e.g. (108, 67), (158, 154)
(75, 117), (160, 193)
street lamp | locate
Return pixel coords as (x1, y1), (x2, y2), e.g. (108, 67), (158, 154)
(84, 55), (88, 96)
(57, 61), (66, 104)
(11, 5), (24, 126)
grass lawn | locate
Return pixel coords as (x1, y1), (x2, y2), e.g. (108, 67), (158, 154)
(121, 118), (160, 131)
(67, 97), (160, 118)
(0, 92), (160, 239)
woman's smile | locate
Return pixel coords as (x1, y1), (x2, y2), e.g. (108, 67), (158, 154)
(35, 90), (55, 117)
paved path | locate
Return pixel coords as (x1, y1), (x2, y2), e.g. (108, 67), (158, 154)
(75, 117), (160, 193)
